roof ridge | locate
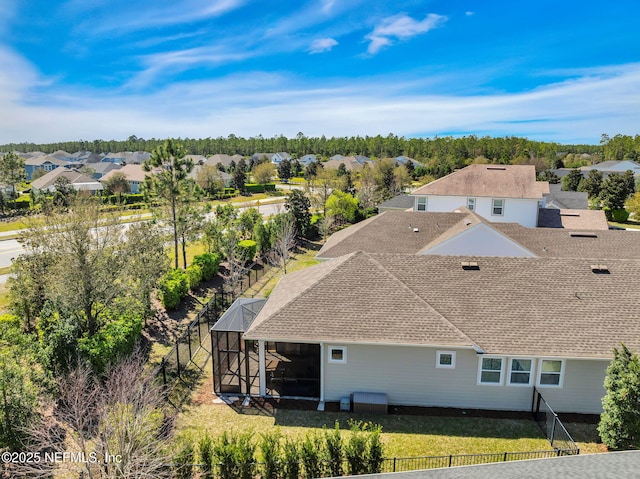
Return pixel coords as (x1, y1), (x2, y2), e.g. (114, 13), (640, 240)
(365, 253), (475, 346)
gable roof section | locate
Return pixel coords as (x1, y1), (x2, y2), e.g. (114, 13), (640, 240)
(31, 168), (102, 191)
(101, 164), (148, 183)
(245, 252), (474, 348)
(247, 253), (640, 358)
(545, 183), (589, 210)
(316, 211), (465, 259)
(411, 164), (547, 199)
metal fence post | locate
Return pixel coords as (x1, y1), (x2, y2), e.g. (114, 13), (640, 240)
(161, 358), (167, 386)
(176, 345), (181, 377)
(393, 458), (396, 472)
(550, 416), (557, 448)
(187, 330), (192, 360)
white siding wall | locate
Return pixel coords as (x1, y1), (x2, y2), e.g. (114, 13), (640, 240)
(413, 195), (540, 228)
(322, 344), (607, 414)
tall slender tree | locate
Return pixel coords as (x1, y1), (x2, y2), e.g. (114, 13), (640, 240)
(0, 152), (26, 198)
(143, 140), (194, 269)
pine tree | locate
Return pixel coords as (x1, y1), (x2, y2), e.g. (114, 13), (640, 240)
(598, 344), (640, 450)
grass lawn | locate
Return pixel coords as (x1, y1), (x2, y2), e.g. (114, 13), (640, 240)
(177, 396), (554, 458)
(608, 220), (640, 230)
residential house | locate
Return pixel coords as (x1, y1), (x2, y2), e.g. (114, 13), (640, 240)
(270, 152), (292, 165)
(551, 160), (640, 180)
(377, 194), (415, 213)
(31, 168), (103, 194)
(544, 183), (589, 210)
(100, 164), (149, 193)
(213, 210), (640, 414)
(410, 164), (549, 228)
(24, 155), (68, 180)
(299, 154), (317, 166)
(188, 164), (233, 188)
(207, 154), (244, 169)
(324, 155), (373, 171)
(87, 162), (121, 180)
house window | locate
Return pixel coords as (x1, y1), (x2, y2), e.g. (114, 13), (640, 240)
(416, 197), (427, 212)
(467, 198), (476, 211)
(478, 357), (503, 385)
(328, 346), (347, 364)
(436, 351), (456, 369)
(509, 358), (533, 386)
(492, 199), (504, 216)
(538, 359), (564, 387)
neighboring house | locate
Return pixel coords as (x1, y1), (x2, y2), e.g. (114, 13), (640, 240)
(410, 165), (549, 228)
(100, 164), (149, 193)
(100, 151), (150, 165)
(551, 160), (640, 180)
(392, 155), (420, 167)
(31, 168), (103, 194)
(270, 152), (292, 165)
(24, 155), (68, 180)
(251, 153), (275, 163)
(537, 208), (609, 230)
(88, 162), (121, 180)
(188, 164), (233, 188)
(207, 154), (244, 168)
(299, 154), (317, 166)
(324, 155), (373, 171)
(184, 154), (207, 165)
(544, 183), (588, 210)
(377, 194), (415, 213)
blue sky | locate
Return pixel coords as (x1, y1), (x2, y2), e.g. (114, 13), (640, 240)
(1, 0), (640, 145)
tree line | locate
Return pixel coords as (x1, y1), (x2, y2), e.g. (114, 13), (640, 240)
(0, 133), (609, 164)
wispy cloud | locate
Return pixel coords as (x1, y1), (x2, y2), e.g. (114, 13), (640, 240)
(2, 62), (640, 144)
(465, 11), (474, 17)
(309, 38), (338, 54)
(365, 13), (447, 55)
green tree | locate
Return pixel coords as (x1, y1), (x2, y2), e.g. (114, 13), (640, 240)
(537, 169), (561, 184)
(326, 190), (358, 223)
(561, 168), (583, 191)
(195, 164), (226, 197)
(233, 159), (247, 193)
(600, 173), (633, 211)
(277, 159), (292, 183)
(625, 192), (640, 218)
(579, 169), (603, 198)
(285, 189), (312, 239)
(252, 161), (275, 185)
(103, 171), (130, 203)
(143, 139), (194, 269)
(0, 152), (26, 198)
(598, 344), (640, 450)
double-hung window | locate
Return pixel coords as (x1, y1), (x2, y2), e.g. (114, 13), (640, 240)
(509, 358), (533, 386)
(538, 359), (564, 387)
(478, 357), (503, 385)
(467, 197), (476, 211)
(416, 197), (427, 212)
(492, 199), (504, 216)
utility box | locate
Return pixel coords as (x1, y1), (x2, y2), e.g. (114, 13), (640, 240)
(351, 391), (388, 414)
(340, 396), (351, 412)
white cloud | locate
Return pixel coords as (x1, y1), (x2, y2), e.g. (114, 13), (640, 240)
(465, 11), (474, 16)
(321, 0), (336, 14)
(2, 61), (640, 145)
(365, 13), (447, 55)
(309, 38), (338, 54)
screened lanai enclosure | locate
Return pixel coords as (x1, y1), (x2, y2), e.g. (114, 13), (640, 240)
(211, 298), (321, 398)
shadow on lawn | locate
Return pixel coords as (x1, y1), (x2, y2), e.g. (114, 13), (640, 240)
(226, 398), (547, 439)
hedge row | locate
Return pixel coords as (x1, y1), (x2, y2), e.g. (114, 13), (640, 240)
(244, 183), (276, 194)
(158, 253), (222, 310)
(174, 421), (384, 479)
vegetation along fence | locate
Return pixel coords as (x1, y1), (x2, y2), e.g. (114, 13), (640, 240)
(155, 261), (272, 411)
(532, 386), (579, 454)
(169, 449), (578, 478)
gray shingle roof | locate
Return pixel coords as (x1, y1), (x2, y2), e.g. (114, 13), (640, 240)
(317, 211), (640, 261)
(537, 208), (609, 230)
(411, 165), (548, 199)
(545, 183), (589, 210)
(245, 252), (640, 358)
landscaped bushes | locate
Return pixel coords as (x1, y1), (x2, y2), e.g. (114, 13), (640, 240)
(185, 264), (203, 291)
(77, 309), (143, 373)
(193, 252), (222, 281)
(611, 209), (630, 222)
(237, 239), (257, 263)
(177, 421), (384, 479)
(159, 268), (189, 310)
(244, 183), (276, 194)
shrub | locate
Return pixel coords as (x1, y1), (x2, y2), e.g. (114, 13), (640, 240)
(159, 268), (189, 310)
(344, 422), (368, 475)
(282, 440), (301, 479)
(212, 431), (256, 479)
(174, 438), (195, 479)
(193, 252), (222, 281)
(612, 209), (630, 223)
(77, 310), (143, 373)
(185, 263), (203, 290)
(199, 433), (214, 479)
(261, 430), (282, 479)
(324, 422), (343, 477)
(236, 239), (257, 263)
(300, 433), (325, 479)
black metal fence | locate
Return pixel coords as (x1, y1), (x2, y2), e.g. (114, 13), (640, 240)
(168, 449), (577, 478)
(532, 387), (580, 454)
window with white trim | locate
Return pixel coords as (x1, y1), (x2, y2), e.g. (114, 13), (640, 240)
(467, 197), (476, 211)
(508, 358), (533, 386)
(416, 197), (427, 212)
(328, 346), (347, 364)
(491, 199), (504, 216)
(436, 351), (456, 369)
(538, 359), (564, 387)
(478, 357), (504, 385)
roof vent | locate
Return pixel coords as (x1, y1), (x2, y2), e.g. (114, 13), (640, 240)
(413, 228), (419, 233)
(591, 264), (610, 274)
(486, 166), (506, 170)
(570, 232), (598, 238)
(461, 261), (479, 270)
